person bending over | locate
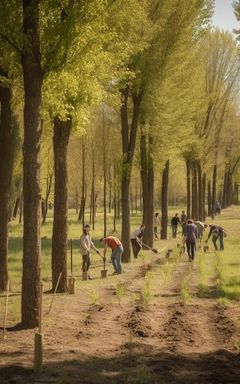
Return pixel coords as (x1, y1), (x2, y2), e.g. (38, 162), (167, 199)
(206, 224), (225, 251)
(100, 236), (123, 275)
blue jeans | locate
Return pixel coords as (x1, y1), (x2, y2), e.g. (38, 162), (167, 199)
(111, 245), (123, 274)
(212, 232), (224, 251)
(172, 225), (177, 238)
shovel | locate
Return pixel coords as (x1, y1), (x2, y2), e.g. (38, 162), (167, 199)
(139, 240), (159, 254)
(96, 250), (108, 278)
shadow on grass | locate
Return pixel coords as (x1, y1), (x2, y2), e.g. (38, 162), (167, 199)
(0, 349), (239, 384)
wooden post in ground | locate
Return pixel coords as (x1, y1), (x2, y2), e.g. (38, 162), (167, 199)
(3, 280), (10, 340)
(34, 283), (43, 373)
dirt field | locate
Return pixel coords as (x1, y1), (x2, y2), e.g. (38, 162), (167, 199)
(1, 208), (240, 383)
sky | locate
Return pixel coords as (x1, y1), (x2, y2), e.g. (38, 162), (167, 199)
(213, 0), (239, 31)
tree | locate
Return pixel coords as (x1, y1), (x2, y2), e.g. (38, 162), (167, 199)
(0, 74), (17, 291)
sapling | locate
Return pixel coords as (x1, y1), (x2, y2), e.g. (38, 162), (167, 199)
(115, 283), (126, 305)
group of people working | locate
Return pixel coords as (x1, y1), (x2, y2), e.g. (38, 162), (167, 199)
(79, 223), (147, 279)
(169, 211), (226, 262)
(79, 209), (226, 278)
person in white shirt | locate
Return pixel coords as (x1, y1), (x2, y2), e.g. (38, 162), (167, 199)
(130, 224), (145, 258)
(79, 224), (98, 279)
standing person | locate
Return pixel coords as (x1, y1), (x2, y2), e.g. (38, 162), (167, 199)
(206, 224), (225, 251)
(171, 213), (181, 238)
(215, 201), (221, 215)
(153, 213), (160, 240)
(181, 210), (187, 224)
(181, 210), (187, 235)
(195, 221), (207, 240)
(80, 224), (98, 279)
(100, 236), (123, 274)
(131, 224), (145, 258)
(185, 219), (198, 261)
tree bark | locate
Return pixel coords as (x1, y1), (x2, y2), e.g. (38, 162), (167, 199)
(202, 172), (206, 221)
(52, 116), (72, 293)
(207, 180), (212, 216)
(78, 137), (86, 227)
(212, 164), (217, 214)
(120, 87), (142, 262)
(186, 159), (191, 219)
(161, 160), (169, 240)
(140, 131), (154, 247)
(191, 162), (198, 220)
(197, 160), (203, 221)
(21, 0), (43, 328)
(0, 82), (16, 291)
(42, 173), (52, 224)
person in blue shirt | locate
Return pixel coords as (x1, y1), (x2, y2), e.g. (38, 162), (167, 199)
(185, 219), (198, 262)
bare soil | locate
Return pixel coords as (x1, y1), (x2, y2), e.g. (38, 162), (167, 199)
(0, 242), (240, 384)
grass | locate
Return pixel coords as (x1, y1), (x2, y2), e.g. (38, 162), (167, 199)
(1, 205), (240, 326)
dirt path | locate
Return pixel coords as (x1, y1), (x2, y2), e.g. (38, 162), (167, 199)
(0, 233), (240, 383)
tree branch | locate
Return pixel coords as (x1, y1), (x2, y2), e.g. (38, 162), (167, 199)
(0, 32), (22, 55)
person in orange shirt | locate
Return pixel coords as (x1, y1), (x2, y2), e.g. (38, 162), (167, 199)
(100, 236), (123, 275)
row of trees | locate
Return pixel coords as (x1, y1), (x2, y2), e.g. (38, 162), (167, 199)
(0, 1), (240, 328)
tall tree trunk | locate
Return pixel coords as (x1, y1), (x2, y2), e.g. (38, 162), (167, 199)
(140, 131), (154, 247)
(0, 82), (16, 292)
(161, 160), (169, 240)
(222, 167), (227, 208)
(186, 159), (191, 219)
(135, 179), (138, 214)
(103, 156), (107, 238)
(226, 169), (232, 207)
(52, 116), (71, 293)
(21, 0), (43, 328)
(42, 173), (52, 224)
(197, 160), (203, 221)
(109, 181), (112, 214)
(191, 162), (198, 220)
(202, 172), (206, 221)
(212, 164), (217, 214)
(120, 87), (142, 262)
(78, 137), (86, 227)
(208, 180), (212, 216)
(19, 194), (23, 224)
(13, 196), (21, 219)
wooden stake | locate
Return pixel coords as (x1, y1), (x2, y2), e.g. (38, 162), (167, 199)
(3, 280), (10, 340)
(48, 272), (62, 314)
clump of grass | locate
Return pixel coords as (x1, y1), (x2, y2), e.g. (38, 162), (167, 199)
(140, 272), (152, 305)
(90, 290), (100, 305)
(161, 262), (173, 288)
(217, 297), (230, 307)
(115, 283), (126, 305)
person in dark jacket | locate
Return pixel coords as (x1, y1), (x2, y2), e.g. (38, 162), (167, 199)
(185, 219), (198, 261)
(206, 224), (225, 251)
(171, 213), (181, 238)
